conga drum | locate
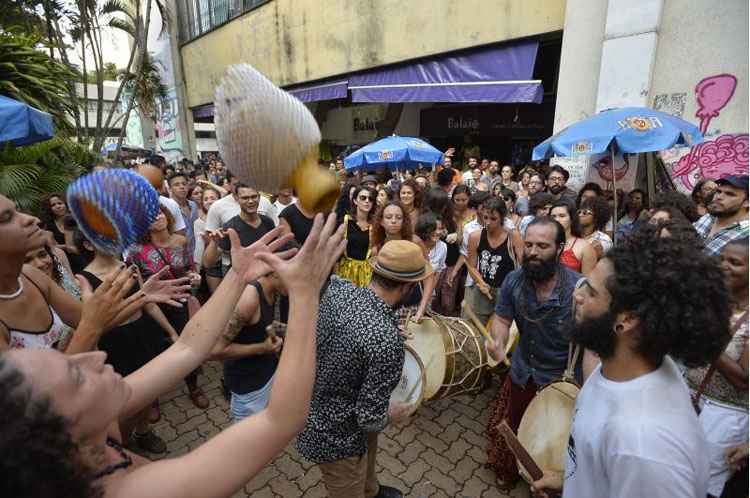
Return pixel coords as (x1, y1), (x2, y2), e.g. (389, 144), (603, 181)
(516, 379), (580, 483)
(405, 312), (489, 402)
(389, 345), (426, 416)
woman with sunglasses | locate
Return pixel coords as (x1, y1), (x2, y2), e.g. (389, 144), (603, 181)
(335, 186), (377, 287)
(578, 197), (613, 260)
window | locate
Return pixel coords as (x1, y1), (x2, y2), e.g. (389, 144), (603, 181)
(177, 0), (271, 43)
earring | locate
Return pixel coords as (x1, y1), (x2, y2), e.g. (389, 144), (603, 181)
(613, 323), (625, 335)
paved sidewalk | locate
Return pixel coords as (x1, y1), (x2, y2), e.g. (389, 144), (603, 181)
(142, 361), (530, 498)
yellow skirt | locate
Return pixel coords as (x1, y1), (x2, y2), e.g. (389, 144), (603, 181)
(336, 256), (373, 287)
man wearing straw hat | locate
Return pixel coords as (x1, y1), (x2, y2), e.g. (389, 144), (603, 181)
(297, 240), (432, 498)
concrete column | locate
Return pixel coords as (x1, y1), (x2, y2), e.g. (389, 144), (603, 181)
(595, 0), (664, 111)
(553, 0), (608, 133)
(166, 0), (199, 160)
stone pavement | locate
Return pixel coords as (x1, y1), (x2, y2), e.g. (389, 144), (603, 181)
(141, 361), (530, 498)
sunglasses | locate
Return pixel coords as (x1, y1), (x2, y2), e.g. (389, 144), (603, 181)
(358, 195), (372, 202)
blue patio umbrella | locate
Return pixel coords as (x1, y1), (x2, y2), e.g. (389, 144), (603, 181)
(532, 107), (703, 160)
(344, 135), (444, 171)
(0, 95), (54, 147)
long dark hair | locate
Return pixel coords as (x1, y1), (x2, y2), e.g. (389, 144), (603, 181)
(422, 188), (456, 233)
(40, 193), (66, 224)
(551, 201), (583, 238)
(349, 185), (377, 221)
(399, 178), (423, 210)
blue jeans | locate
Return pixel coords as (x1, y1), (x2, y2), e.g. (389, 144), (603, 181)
(230, 376), (274, 422)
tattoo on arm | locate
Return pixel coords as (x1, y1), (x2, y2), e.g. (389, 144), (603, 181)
(221, 311), (245, 343)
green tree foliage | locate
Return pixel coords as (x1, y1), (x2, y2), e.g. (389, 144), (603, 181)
(0, 137), (94, 214)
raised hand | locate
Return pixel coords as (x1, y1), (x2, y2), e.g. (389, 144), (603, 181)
(76, 265), (147, 332)
(255, 213), (346, 296)
(228, 226), (297, 284)
(138, 266), (192, 308)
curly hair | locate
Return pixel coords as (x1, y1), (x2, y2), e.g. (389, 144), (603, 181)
(415, 212), (439, 242)
(0, 354), (101, 498)
(398, 178), (423, 209)
(40, 193), (66, 224)
(576, 182), (604, 208)
(141, 204), (175, 243)
(652, 191), (700, 223)
(580, 197), (611, 232)
(371, 200), (414, 250)
(607, 229), (731, 368)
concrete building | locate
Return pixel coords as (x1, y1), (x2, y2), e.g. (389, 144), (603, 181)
(72, 81), (126, 145)
(171, 0), (747, 186)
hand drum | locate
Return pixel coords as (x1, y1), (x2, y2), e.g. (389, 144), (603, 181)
(214, 64), (340, 212)
(67, 169), (161, 255)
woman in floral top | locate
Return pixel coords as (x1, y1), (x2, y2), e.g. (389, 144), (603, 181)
(127, 205), (208, 409)
(685, 238), (748, 497)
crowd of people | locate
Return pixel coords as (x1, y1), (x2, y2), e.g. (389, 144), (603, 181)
(0, 148), (747, 498)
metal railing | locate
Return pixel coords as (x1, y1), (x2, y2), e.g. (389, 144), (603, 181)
(177, 0), (269, 43)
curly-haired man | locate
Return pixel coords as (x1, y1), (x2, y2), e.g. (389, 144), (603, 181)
(532, 232), (731, 498)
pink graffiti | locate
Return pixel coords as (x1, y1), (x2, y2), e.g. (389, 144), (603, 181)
(695, 74), (737, 135)
(672, 134), (749, 189)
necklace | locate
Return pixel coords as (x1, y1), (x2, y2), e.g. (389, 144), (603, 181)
(0, 277), (23, 300)
(93, 438), (133, 479)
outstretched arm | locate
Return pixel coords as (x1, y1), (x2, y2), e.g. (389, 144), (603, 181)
(121, 226), (295, 420)
(114, 213), (346, 498)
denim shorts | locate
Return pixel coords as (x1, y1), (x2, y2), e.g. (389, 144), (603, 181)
(230, 376), (274, 423)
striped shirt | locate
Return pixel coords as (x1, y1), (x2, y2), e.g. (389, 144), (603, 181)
(693, 214), (749, 256)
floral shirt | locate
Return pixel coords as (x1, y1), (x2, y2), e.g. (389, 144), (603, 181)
(685, 308), (748, 408)
(296, 276), (404, 463)
(126, 242), (193, 279)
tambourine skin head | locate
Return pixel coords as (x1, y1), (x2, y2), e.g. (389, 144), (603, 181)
(67, 169), (161, 255)
(215, 64), (339, 213)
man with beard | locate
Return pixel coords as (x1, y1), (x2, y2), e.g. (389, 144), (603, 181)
(694, 175), (749, 256)
(485, 217), (583, 487)
(547, 165), (577, 204)
(297, 240), (430, 498)
(530, 229), (731, 498)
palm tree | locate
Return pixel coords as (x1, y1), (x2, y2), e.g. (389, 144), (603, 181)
(0, 138), (92, 214)
(0, 31), (78, 135)
(118, 52), (167, 149)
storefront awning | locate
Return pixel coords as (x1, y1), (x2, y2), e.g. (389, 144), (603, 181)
(286, 79), (349, 103)
(348, 40), (543, 104)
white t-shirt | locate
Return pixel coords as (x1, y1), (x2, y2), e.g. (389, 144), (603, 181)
(428, 240), (447, 275)
(563, 357), (709, 498)
(274, 198), (297, 216)
(160, 196), (186, 232)
(193, 217), (206, 272)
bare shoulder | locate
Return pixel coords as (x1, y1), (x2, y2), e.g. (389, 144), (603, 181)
(22, 265), (50, 295)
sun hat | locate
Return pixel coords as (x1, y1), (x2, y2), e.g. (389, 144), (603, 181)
(369, 240), (433, 283)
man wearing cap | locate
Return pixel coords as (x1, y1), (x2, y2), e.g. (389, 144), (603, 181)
(362, 175), (379, 189)
(694, 175), (749, 257)
(297, 240), (432, 498)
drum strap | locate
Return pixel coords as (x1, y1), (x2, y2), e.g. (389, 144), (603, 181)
(561, 277), (587, 384)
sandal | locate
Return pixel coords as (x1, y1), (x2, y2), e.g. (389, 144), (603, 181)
(189, 388), (209, 409)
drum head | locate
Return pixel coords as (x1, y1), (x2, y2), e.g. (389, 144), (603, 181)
(390, 345), (425, 416)
(406, 318), (450, 400)
(516, 381), (580, 483)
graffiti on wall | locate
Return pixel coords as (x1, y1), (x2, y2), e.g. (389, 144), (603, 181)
(155, 88), (182, 155)
(653, 92), (687, 117)
(656, 73), (748, 192)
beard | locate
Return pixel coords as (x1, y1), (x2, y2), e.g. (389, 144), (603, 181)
(549, 184), (566, 195)
(522, 255), (558, 282)
(569, 310), (618, 359)
(708, 201), (743, 219)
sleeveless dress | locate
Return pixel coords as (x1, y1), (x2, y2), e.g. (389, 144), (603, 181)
(560, 238), (583, 273)
(477, 229), (515, 290)
(80, 271), (169, 376)
(335, 215), (372, 287)
(2, 274), (68, 350)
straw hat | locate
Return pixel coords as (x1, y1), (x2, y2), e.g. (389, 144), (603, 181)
(370, 240), (433, 283)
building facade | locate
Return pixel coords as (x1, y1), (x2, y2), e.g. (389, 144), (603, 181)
(171, 0), (748, 184)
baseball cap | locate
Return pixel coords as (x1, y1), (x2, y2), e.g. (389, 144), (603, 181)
(716, 175), (749, 193)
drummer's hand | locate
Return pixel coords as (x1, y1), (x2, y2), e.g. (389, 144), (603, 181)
(478, 282), (493, 300)
(530, 470), (564, 498)
(486, 336), (506, 364)
(388, 400), (412, 424)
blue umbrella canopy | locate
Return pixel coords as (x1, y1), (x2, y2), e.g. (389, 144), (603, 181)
(0, 95), (54, 147)
(532, 107), (704, 160)
(344, 135), (444, 171)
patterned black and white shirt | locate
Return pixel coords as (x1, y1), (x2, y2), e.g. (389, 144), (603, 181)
(297, 276), (404, 463)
